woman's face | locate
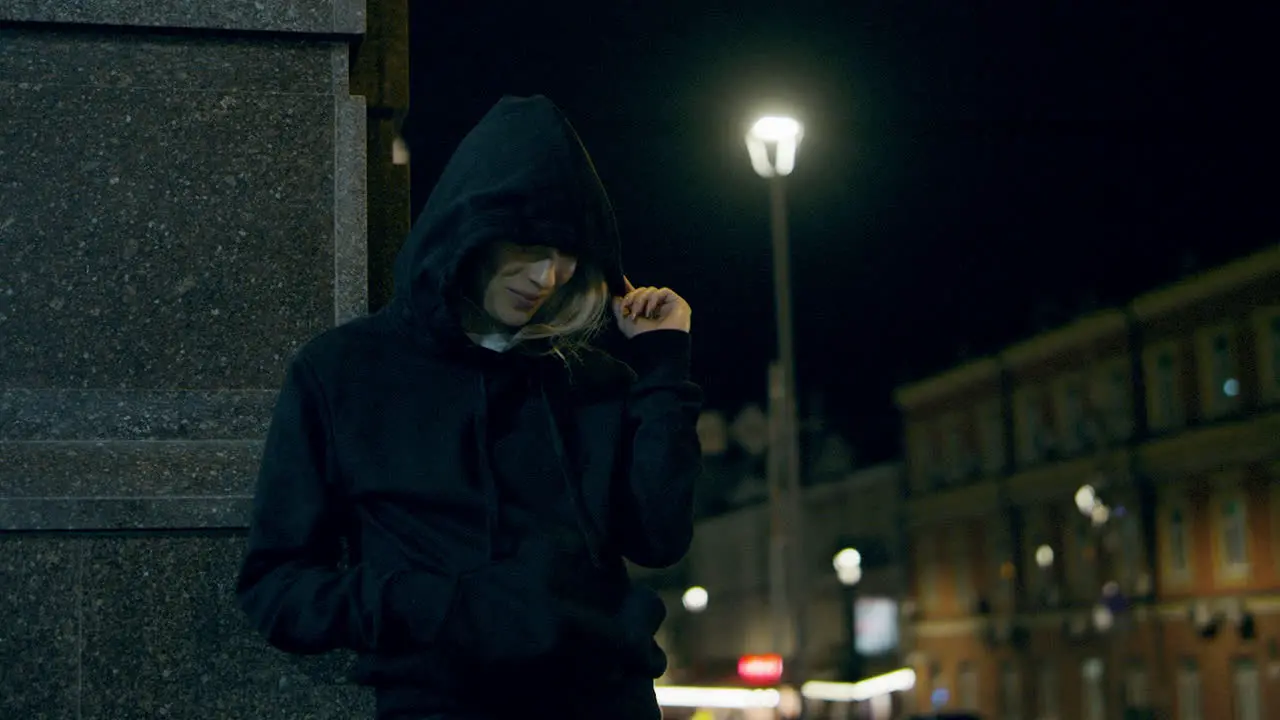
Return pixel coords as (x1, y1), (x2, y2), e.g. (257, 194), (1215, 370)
(476, 241), (579, 328)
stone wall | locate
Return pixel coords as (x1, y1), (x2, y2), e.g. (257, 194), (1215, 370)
(0, 1), (405, 716)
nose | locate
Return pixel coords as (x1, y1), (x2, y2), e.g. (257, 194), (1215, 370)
(529, 258), (556, 290)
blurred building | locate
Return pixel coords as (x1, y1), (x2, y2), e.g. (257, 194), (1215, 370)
(894, 245), (1280, 719)
(637, 462), (908, 700)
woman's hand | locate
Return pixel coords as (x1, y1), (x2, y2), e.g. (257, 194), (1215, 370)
(612, 277), (691, 338)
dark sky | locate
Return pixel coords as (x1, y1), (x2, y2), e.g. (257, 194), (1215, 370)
(406, 1), (1275, 463)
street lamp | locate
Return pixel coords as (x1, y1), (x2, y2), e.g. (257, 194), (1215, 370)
(1035, 545), (1055, 569)
(833, 547), (863, 683)
(683, 586), (709, 614)
(745, 112), (808, 686)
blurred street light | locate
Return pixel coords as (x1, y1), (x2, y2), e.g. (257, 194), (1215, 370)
(833, 547), (862, 684)
(833, 547), (863, 586)
(1035, 544), (1055, 569)
(746, 116), (804, 178)
(1075, 484), (1097, 515)
(683, 586), (709, 614)
(745, 112), (808, 685)
(1091, 504), (1111, 527)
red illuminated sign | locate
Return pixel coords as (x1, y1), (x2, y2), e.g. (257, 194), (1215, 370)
(737, 653), (784, 685)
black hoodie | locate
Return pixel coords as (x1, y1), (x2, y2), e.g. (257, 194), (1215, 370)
(235, 96), (702, 719)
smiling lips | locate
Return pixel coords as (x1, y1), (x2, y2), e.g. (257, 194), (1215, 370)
(508, 288), (543, 310)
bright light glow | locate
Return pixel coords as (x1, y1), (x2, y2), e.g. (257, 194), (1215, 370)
(777, 686), (803, 717)
(738, 654), (785, 685)
(802, 668), (918, 702)
(750, 116), (803, 142)
(1091, 504), (1110, 526)
(1035, 544), (1055, 568)
(833, 547), (862, 572)
(655, 686), (782, 709)
(744, 115), (804, 178)
(1223, 378), (1240, 397)
(1075, 484), (1097, 515)
(391, 136), (409, 166)
(1092, 603), (1114, 631)
(682, 586), (709, 613)
(837, 564), (862, 586)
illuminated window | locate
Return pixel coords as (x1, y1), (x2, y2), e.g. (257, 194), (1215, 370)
(951, 525), (973, 612)
(1103, 361), (1134, 438)
(958, 662), (979, 711)
(1126, 664), (1149, 708)
(1145, 345), (1183, 431)
(1232, 659), (1262, 720)
(919, 534), (939, 612)
(1177, 660), (1203, 720)
(1016, 387), (1049, 464)
(1001, 662), (1022, 720)
(1082, 658), (1106, 720)
(1256, 309), (1280, 402)
(1165, 504), (1192, 583)
(1038, 662), (1060, 720)
(1220, 497), (1250, 575)
(1199, 326), (1240, 418)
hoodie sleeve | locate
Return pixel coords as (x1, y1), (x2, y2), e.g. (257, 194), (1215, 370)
(235, 357), (457, 654)
(614, 329), (703, 568)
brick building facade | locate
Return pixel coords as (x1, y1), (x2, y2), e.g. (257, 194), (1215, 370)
(894, 245), (1280, 719)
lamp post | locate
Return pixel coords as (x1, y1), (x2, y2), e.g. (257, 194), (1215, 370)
(745, 114), (808, 685)
(834, 548), (863, 684)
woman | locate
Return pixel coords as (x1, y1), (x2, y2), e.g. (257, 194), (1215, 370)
(236, 95), (702, 720)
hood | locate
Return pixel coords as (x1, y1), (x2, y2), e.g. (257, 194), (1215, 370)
(392, 95), (627, 343)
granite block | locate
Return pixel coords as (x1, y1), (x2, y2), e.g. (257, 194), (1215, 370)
(0, 495), (252, 531)
(78, 535), (372, 719)
(0, 389), (276, 441)
(333, 93), (369, 325)
(0, 0), (365, 35)
(0, 536), (81, 720)
(0, 439), (260, 497)
(0, 30), (343, 95)
(0, 79), (338, 389)
(0, 440), (260, 529)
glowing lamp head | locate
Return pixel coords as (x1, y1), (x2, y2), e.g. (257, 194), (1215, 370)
(682, 586), (709, 613)
(745, 115), (804, 178)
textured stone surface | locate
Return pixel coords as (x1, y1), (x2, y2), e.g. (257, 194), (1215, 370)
(0, 0), (365, 35)
(0, 0), (384, 711)
(0, 534), (373, 720)
(0, 439), (259, 530)
(0, 33), (359, 389)
(79, 536), (371, 719)
(0, 536), (81, 719)
(0, 389), (276, 441)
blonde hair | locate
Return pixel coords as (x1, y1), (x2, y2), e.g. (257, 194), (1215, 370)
(512, 262), (610, 357)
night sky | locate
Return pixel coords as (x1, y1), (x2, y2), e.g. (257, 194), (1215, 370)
(405, 1), (1274, 463)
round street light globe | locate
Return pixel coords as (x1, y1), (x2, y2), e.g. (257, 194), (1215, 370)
(1075, 484), (1097, 515)
(837, 564), (863, 587)
(745, 114), (804, 178)
(682, 586), (709, 613)
(1035, 545), (1055, 568)
(749, 116), (803, 143)
(833, 547), (862, 573)
(1091, 504), (1111, 527)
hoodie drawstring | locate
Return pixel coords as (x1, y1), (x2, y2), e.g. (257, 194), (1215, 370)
(474, 374), (499, 559)
(540, 382), (604, 568)
(473, 365), (603, 568)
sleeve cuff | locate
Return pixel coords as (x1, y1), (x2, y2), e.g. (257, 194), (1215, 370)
(624, 330), (691, 385)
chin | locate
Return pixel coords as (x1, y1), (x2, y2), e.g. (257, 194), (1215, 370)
(496, 307), (535, 328)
